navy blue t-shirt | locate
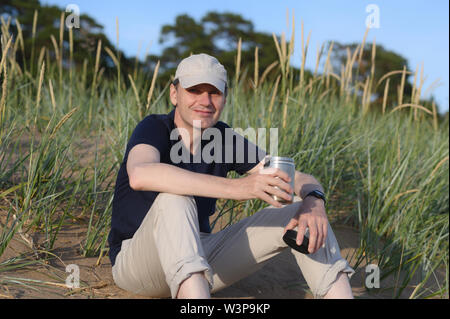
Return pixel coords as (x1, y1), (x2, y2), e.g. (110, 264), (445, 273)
(108, 109), (265, 266)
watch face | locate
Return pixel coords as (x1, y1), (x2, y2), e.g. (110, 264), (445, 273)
(308, 190), (326, 202)
(314, 190), (325, 197)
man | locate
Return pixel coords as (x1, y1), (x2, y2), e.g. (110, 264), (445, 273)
(108, 53), (354, 299)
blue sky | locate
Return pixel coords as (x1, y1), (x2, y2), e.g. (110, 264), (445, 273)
(41, 0), (449, 113)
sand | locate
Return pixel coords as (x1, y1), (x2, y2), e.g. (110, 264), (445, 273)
(2, 208), (428, 300)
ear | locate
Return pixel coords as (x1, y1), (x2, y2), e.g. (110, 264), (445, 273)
(169, 84), (178, 106)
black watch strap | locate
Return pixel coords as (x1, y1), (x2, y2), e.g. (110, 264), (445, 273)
(304, 190), (326, 203)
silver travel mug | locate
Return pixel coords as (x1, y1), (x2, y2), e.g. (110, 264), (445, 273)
(263, 155), (296, 204)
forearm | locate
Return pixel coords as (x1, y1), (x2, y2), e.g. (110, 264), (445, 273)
(294, 171), (324, 199)
(130, 162), (236, 199)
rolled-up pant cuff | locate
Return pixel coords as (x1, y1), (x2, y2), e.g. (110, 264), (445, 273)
(313, 259), (355, 298)
(168, 255), (214, 299)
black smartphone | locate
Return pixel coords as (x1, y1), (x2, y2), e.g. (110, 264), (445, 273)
(282, 229), (310, 254)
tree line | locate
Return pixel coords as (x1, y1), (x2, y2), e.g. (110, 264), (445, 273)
(1, 0), (444, 116)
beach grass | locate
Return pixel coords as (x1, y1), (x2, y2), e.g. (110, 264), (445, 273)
(0, 13), (448, 298)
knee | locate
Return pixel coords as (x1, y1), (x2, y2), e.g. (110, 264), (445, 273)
(152, 193), (198, 219)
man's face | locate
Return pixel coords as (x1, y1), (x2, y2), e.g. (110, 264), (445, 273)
(170, 82), (226, 130)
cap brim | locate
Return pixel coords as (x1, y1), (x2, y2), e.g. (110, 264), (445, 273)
(179, 74), (226, 94)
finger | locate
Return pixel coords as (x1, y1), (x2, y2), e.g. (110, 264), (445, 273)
(266, 175), (293, 195)
(264, 185), (292, 202)
(296, 221), (307, 246)
(308, 223), (318, 253)
(316, 222), (323, 252)
(259, 191), (282, 208)
(323, 221), (328, 241)
(284, 217), (298, 234)
(272, 168), (291, 183)
(322, 221), (328, 248)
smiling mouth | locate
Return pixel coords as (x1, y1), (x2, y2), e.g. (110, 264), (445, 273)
(193, 109), (214, 115)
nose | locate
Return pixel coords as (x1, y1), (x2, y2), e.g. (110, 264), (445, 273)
(198, 91), (212, 106)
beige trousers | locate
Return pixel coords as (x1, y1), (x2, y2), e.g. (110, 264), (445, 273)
(112, 193), (354, 299)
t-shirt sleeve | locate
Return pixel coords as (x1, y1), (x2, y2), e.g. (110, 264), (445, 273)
(223, 124), (267, 175)
(125, 115), (170, 159)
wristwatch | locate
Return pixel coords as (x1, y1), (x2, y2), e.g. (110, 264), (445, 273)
(304, 190), (326, 204)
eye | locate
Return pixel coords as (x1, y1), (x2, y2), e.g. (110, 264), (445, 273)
(188, 88), (200, 94)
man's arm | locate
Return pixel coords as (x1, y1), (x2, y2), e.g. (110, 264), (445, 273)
(293, 171), (324, 199)
(127, 144), (292, 207)
(286, 170), (328, 254)
(127, 143), (235, 199)
(246, 159), (324, 199)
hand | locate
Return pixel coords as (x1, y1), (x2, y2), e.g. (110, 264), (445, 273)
(234, 167), (294, 208)
(283, 196), (328, 254)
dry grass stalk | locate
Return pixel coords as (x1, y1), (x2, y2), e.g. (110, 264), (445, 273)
(398, 65), (406, 106)
(69, 26), (73, 80)
(49, 107), (78, 140)
(36, 62), (45, 110)
(14, 18), (27, 70)
(0, 36), (12, 74)
(268, 75), (281, 114)
(432, 101), (438, 131)
(36, 47), (46, 74)
(128, 74), (142, 110)
(393, 189), (419, 203)
(287, 10), (295, 76)
(423, 78), (442, 98)
(58, 12), (64, 86)
(382, 78), (390, 114)
(376, 70), (412, 89)
(282, 89), (290, 129)
(104, 46), (119, 67)
(91, 39), (102, 96)
(235, 38), (242, 85)
(324, 41), (334, 89)
(430, 156), (449, 178)
(414, 62), (425, 120)
(358, 27), (369, 70)
(281, 32), (287, 69)
(0, 62), (7, 126)
(50, 35), (60, 61)
(390, 103), (432, 115)
(299, 20), (311, 89)
(0, 16), (11, 34)
(314, 43), (324, 78)
(48, 79), (56, 111)
(318, 88), (332, 103)
(340, 64), (346, 98)
(259, 61), (278, 86)
(347, 45), (360, 84)
(30, 10), (38, 73)
(411, 63), (418, 105)
(370, 38), (376, 74)
(146, 60), (160, 111)
(272, 33), (284, 74)
(81, 58), (87, 87)
(327, 71), (340, 83)
(69, 27), (73, 109)
(254, 46), (259, 91)
(32, 10), (38, 36)
(96, 67), (105, 85)
(362, 76), (369, 114)
(302, 30), (311, 87)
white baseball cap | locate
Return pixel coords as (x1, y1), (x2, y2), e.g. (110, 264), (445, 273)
(174, 53), (228, 94)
